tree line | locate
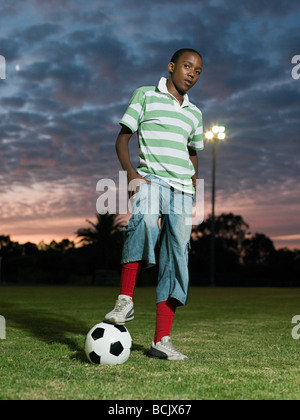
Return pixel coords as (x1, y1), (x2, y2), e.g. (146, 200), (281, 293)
(0, 213), (299, 286)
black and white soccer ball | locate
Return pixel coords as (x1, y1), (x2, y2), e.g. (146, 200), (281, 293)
(85, 322), (132, 365)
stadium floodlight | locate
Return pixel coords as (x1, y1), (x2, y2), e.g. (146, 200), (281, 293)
(205, 131), (214, 140)
(204, 125), (226, 287)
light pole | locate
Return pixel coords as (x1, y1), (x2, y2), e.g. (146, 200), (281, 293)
(205, 125), (226, 286)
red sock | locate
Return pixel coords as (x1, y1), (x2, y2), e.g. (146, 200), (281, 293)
(154, 299), (178, 343)
(120, 261), (142, 298)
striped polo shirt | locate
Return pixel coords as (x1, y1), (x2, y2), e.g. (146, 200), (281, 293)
(120, 77), (203, 193)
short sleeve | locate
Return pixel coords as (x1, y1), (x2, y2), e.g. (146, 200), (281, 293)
(188, 111), (204, 151)
(119, 87), (146, 133)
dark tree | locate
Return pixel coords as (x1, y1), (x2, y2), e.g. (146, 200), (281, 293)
(75, 213), (126, 270)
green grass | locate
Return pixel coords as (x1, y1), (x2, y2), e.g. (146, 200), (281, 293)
(0, 286), (299, 400)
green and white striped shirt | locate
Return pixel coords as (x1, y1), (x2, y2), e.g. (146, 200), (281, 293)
(120, 77), (203, 193)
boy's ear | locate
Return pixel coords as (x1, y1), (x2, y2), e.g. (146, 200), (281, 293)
(168, 61), (175, 73)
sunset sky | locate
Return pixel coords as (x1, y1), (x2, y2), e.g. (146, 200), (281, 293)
(0, 0), (299, 249)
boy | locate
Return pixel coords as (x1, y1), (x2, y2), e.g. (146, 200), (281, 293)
(105, 48), (204, 360)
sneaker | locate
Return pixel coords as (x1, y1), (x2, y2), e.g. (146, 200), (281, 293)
(148, 336), (188, 361)
(104, 294), (134, 325)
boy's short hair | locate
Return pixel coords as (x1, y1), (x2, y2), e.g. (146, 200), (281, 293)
(170, 48), (202, 64)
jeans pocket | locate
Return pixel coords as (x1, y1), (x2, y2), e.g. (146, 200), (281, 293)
(123, 213), (143, 234)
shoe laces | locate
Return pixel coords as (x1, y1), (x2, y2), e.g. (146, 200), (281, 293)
(114, 297), (130, 313)
(160, 337), (181, 355)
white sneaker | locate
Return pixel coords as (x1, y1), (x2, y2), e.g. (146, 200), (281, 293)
(148, 336), (188, 361)
(104, 294), (134, 325)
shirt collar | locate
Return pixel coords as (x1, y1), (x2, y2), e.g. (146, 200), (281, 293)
(157, 77), (190, 107)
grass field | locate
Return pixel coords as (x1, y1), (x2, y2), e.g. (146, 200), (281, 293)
(0, 286), (299, 400)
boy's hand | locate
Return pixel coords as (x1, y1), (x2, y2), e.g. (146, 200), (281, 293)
(191, 175), (197, 191)
(127, 171), (152, 198)
(188, 147), (198, 192)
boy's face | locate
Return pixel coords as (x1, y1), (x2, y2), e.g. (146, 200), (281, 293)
(168, 52), (202, 95)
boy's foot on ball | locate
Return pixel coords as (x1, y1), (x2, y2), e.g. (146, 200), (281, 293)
(148, 336), (188, 360)
(104, 294), (134, 325)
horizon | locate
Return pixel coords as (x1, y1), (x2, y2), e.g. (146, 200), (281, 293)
(3, 211), (300, 251)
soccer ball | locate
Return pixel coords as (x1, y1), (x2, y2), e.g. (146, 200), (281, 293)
(85, 322), (132, 365)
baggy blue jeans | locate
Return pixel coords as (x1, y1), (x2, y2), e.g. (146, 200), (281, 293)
(121, 175), (194, 305)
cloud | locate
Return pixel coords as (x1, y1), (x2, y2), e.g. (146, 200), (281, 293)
(0, 0), (299, 247)
(0, 38), (20, 61)
(19, 23), (62, 43)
